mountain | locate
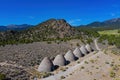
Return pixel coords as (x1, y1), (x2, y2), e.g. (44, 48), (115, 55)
(79, 18), (120, 29)
(0, 19), (86, 46)
(0, 19), (77, 38)
(0, 26), (7, 31)
(25, 18), (77, 38)
(0, 24), (33, 31)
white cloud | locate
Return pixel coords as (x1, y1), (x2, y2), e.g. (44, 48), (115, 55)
(110, 13), (116, 17)
(28, 16), (35, 19)
(68, 19), (82, 25)
(110, 11), (120, 17)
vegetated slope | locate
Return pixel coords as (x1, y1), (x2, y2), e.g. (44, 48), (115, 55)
(98, 29), (120, 48)
(0, 19), (97, 46)
(98, 29), (120, 35)
(23, 19), (77, 40)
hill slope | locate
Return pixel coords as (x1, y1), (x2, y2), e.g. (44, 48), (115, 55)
(24, 19), (77, 39)
(0, 19), (93, 46)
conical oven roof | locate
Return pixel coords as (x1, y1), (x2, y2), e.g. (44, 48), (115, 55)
(64, 50), (76, 62)
(53, 54), (66, 66)
(38, 57), (54, 72)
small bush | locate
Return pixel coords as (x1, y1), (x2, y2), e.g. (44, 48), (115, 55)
(84, 61), (89, 64)
(110, 64), (114, 67)
(112, 65), (119, 71)
(110, 71), (116, 78)
(69, 73), (72, 75)
(41, 72), (52, 78)
(47, 41), (52, 44)
(105, 61), (109, 64)
(61, 76), (65, 79)
(76, 43), (80, 46)
(0, 73), (6, 80)
(90, 59), (94, 63)
(60, 67), (66, 72)
(77, 61), (80, 64)
(81, 66), (85, 69)
(114, 78), (120, 80)
(96, 67), (99, 69)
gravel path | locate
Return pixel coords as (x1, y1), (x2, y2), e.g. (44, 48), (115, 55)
(94, 39), (101, 51)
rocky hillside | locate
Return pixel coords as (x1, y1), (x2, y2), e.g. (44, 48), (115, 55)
(24, 19), (77, 39)
(0, 19), (94, 46)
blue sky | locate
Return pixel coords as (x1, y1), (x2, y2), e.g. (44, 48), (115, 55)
(0, 0), (120, 26)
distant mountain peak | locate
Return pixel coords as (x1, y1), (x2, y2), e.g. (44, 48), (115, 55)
(79, 17), (120, 28)
(104, 18), (120, 23)
(0, 24), (33, 31)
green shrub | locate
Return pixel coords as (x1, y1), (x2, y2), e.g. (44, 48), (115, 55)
(47, 41), (52, 44)
(61, 76), (65, 79)
(76, 43), (80, 46)
(0, 73), (6, 80)
(110, 71), (116, 78)
(105, 61), (109, 64)
(81, 66), (85, 69)
(41, 72), (52, 78)
(84, 61), (89, 64)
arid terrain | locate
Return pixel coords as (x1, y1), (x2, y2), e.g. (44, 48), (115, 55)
(0, 38), (116, 80)
(0, 18), (120, 80)
(1, 0), (120, 80)
(38, 40), (120, 80)
(0, 33), (119, 80)
(0, 39), (94, 79)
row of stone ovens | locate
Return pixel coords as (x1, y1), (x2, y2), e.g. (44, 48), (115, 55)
(38, 44), (94, 72)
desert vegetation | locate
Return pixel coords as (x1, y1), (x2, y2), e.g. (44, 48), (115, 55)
(98, 34), (120, 48)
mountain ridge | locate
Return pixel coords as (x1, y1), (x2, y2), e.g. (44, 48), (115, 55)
(0, 18), (84, 46)
(0, 24), (33, 31)
(79, 18), (120, 29)
(0, 18), (120, 46)
(0, 17), (120, 32)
